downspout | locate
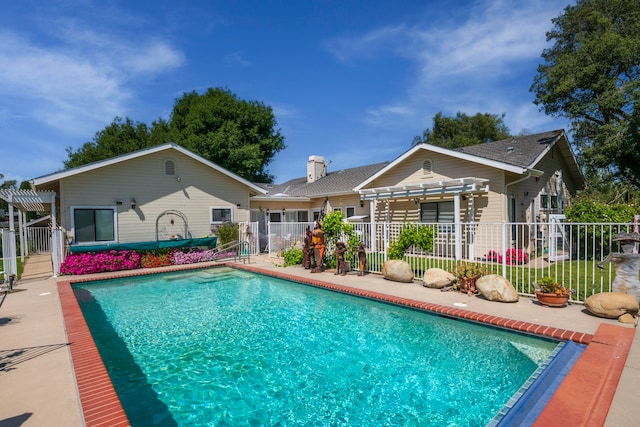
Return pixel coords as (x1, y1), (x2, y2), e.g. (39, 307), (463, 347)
(504, 170), (534, 219)
(503, 170), (533, 277)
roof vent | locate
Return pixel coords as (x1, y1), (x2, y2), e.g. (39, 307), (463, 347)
(507, 146), (514, 153)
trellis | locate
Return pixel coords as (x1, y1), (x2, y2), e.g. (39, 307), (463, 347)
(0, 189), (62, 279)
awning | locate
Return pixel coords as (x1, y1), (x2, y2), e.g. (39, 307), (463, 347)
(358, 177), (489, 201)
(0, 189), (55, 211)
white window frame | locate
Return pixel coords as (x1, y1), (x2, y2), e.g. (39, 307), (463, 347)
(70, 205), (118, 245)
(210, 206), (234, 224)
(345, 206), (356, 218)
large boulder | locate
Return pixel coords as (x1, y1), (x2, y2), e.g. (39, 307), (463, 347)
(422, 268), (456, 289)
(476, 274), (519, 302)
(584, 292), (639, 319)
(382, 260), (414, 283)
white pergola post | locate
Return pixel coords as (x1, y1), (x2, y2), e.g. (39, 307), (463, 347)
(454, 193), (462, 260)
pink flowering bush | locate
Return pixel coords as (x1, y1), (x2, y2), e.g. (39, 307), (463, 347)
(172, 249), (217, 265)
(484, 248), (529, 265)
(60, 250), (141, 275)
(60, 247), (239, 275)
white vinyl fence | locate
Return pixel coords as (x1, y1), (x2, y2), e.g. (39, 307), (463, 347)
(265, 221), (638, 303)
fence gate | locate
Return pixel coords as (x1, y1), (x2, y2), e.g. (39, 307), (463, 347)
(548, 214), (570, 261)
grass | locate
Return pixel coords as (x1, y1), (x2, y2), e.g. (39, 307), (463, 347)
(0, 257), (25, 280)
(364, 252), (619, 301)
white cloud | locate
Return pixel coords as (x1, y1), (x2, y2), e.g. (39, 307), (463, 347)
(324, 0), (568, 134)
(0, 25), (184, 137)
(224, 51), (251, 68)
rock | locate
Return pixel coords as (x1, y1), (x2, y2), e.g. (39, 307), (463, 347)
(476, 274), (519, 302)
(584, 292), (639, 319)
(618, 313), (637, 324)
(382, 260), (414, 283)
(422, 268), (456, 289)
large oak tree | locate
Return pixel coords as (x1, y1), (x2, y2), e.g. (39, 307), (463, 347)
(413, 112), (511, 149)
(64, 88), (285, 183)
(530, 0), (640, 188)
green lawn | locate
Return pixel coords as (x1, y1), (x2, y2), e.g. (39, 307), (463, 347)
(365, 252), (618, 301)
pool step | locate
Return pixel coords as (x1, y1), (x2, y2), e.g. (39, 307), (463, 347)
(491, 340), (585, 427)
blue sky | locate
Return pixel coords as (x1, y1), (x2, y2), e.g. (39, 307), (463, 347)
(0, 0), (572, 185)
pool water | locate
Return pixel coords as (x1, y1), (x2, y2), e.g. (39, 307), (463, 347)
(74, 267), (559, 426)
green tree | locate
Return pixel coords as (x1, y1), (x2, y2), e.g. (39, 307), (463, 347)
(413, 112), (511, 149)
(64, 117), (155, 169)
(63, 88), (286, 183)
(531, 0), (640, 188)
(169, 88), (285, 182)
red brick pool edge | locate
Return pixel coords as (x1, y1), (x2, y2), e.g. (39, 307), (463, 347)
(57, 263), (635, 427)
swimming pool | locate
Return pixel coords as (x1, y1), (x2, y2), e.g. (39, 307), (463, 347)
(73, 267), (560, 426)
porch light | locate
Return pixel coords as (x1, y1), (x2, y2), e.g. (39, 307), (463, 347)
(413, 197), (420, 204)
(130, 198), (137, 210)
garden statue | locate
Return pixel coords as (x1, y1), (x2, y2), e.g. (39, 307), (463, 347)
(358, 243), (367, 276)
(303, 226), (312, 269)
(310, 222), (325, 273)
(597, 232), (640, 301)
(335, 241), (347, 276)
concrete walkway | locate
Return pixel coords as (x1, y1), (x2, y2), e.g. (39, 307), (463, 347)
(1, 253), (638, 426)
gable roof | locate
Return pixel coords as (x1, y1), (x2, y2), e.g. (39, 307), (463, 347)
(355, 129), (584, 191)
(31, 143), (268, 195)
(253, 162), (389, 200)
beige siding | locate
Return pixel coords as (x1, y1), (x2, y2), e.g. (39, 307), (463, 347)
(366, 150), (509, 223)
(60, 150), (251, 243)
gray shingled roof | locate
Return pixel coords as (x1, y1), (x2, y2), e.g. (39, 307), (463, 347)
(456, 129), (563, 169)
(258, 162), (389, 198)
(257, 129), (583, 198)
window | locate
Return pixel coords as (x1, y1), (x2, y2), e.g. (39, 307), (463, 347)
(73, 207), (116, 243)
(164, 159), (176, 176)
(284, 210), (309, 222)
(420, 201), (454, 232)
(551, 196), (559, 209)
(422, 159), (433, 176)
(211, 207), (233, 223)
(540, 194), (549, 210)
(346, 206), (356, 218)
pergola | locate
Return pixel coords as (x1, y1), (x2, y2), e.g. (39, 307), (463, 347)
(0, 189), (60, 280)
(357, 177), (490, 259)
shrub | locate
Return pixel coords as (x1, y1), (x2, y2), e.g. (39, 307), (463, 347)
(141, 252), (173, 268)
(388, 225), (434, 260)
(211, 221), (239, 246)
(60, 250), (141, 275)
(282, 247), (304, 266)
(172, 249), (217, 265)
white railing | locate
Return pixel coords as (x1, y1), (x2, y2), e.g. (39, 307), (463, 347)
(266, 221), (638, 303)
(26, 226), (51, 254)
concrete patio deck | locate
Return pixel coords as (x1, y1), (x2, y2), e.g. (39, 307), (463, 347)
(1, 253), (638, 426)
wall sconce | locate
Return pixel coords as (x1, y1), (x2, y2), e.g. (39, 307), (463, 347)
(236, 203), (241, 208)
(524, 191), (529, 197)
(462, 195), (467, 201)
(282, 208), (286, 213)
(130, 198), (137, 210)
(360, 199), (364, 208)
(413, 197), (420, 204)
(176, 175), (182, 182)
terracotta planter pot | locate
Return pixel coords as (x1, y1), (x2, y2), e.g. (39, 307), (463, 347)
(535, 291), (569, 307)
(460, 276), (479, 294)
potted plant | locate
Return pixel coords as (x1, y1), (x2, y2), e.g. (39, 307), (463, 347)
(534, 276), (572, 307)
(452, 262), (487, 294)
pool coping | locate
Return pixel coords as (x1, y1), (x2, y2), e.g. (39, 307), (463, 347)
(57, 262), (635, 426)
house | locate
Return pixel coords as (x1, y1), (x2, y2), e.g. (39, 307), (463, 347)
(256, 129), (584, 259)
(30, 143), (267, 249)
